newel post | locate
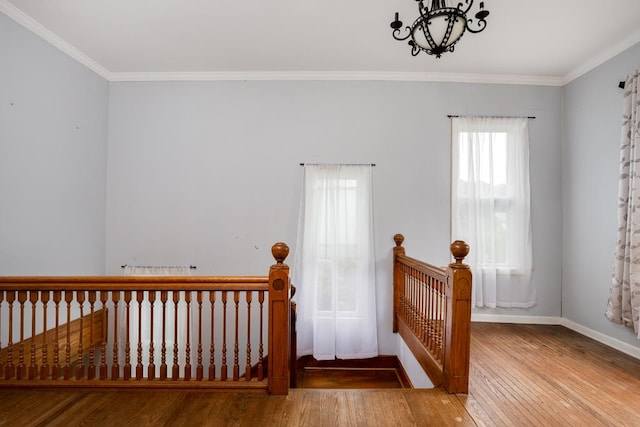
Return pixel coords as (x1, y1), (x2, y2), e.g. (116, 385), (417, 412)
(267, 242), (291, 395)
(443, 240), (472, 394)
(392, 234), (406, 333)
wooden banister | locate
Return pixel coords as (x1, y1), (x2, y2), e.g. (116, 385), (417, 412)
(0, 243), (292, 394)
(392, 234), (472, 394)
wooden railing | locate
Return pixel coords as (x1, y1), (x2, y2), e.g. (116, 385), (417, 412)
(392, 234), (472, 393)
(0, 243), (291, 395)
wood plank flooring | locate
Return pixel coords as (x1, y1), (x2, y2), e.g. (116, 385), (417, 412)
(462, 322), (640, 427)
(0, 323), (639, 426)
(0, 388), (472, 426)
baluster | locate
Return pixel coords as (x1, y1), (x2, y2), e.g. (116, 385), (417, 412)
(196, 291), (203, 381)
(435, 278), (441, 353)
(436, 278), (442, 354)
(233, 291), (240, 381)
(245, 291), (252, 380)
(123, 290), (132, 380)
(172, 291), (180, 380)
(0, 290), (3, 379)
(428, 277), (435, 353)
(52, 291), (61, 379)
(410, 269), (417, 332)
(29, 291), (38, 379)
(76, 290), (85, 380)
(208, 291), (216, 381)
(258, 290), (264, 381)
(404, 266), (410, 321)
(148, 291), (156, 380)
(99, 291), (108, 380)
(17, 290), (27, 380)
(422, 274), (428, 347)
(5, 291), (15, 379)
(64, 290), (73, 380)
(404, 267), (410, 325)
(221, 291), (228, 381)
(136, 290), (144, 380)
(160, 291), (168, 380)
(111, 291), (120, 380)
(439, 278), (445, 357)
(87, 291), (96, 380)
(184, 291), (192, 381)
(40, 291), (50, 379)
(423, 277), (429, 351)
(420, 272), (426, 344)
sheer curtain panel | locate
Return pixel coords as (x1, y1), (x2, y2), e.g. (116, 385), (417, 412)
(451, 117), (535, 308)
(607, 69), (640, 339)
(122, 266), (191, 375)
(293, 164), (378, 360)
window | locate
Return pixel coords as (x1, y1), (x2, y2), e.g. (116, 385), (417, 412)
(451, 117), (535, 308)
(293, 164), (378, 360)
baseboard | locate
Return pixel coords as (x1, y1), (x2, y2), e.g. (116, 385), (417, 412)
(471, 313), (640, 360)
(559, 318), (640, 360)
(471, 313), (563, 325)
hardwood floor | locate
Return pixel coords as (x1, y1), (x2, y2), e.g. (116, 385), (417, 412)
(462, 322), (640, 426)
(0, 323), (639, 426)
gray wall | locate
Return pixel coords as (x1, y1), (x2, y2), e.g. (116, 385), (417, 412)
(562, 42), (640, 349)
(0, 13), (108, 275)
(1, 8), (568, 355)
(106, 80), (563, 354)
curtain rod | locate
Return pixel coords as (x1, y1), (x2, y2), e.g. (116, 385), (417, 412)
(447, 115), (536, 119)
(121, 264), (197, 269)
(299, 163), (376, 166)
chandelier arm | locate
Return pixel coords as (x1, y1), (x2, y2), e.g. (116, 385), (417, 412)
(392, 26), (413, 41)
(456, 0), (474, 14)
(465, 17), (487, 33)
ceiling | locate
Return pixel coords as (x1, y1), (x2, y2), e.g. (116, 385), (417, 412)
(3, 0), (640, 85)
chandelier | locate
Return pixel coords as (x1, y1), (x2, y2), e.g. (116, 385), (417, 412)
(390, 0), (489, 58)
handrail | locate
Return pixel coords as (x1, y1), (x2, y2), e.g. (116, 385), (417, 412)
(0, 242), (292, 395)
(0, 276), (269, 291)
(392, 234), (472, 393)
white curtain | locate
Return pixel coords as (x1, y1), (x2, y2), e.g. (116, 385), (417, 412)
(122, 266), (190, 375)
(452, 117), (535, 308)
(293, 164), (378, 360)
(607, 69), (640, 338)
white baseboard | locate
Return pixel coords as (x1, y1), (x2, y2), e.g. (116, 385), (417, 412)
(471, 313), (640, 360)
(559, 318), (640, 360)
(471, 313), (563, 325)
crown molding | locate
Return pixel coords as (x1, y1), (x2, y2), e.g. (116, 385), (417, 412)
(0, 0), (111, 80)
(109, 70), (563, 86)
(0, 0), (561, 86)
(562, 26), (640, 85)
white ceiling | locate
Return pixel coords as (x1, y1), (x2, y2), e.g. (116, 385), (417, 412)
(3, 0), (640, 85)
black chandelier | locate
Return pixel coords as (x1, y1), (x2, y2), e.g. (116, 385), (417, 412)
(390, 0), (489, 58)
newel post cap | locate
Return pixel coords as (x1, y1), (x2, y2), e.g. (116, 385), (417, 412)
(271, 242), (290, 264)
(450, 240), (470, 264)
(393, 234), (405, 247)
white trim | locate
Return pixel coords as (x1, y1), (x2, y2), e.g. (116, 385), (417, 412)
(109, 71), (563, 86)
(471, 313), (563, 325)
(472, 313), (640, 360)
(0, 0), (111, 80)
(562, 27), (640, 85)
